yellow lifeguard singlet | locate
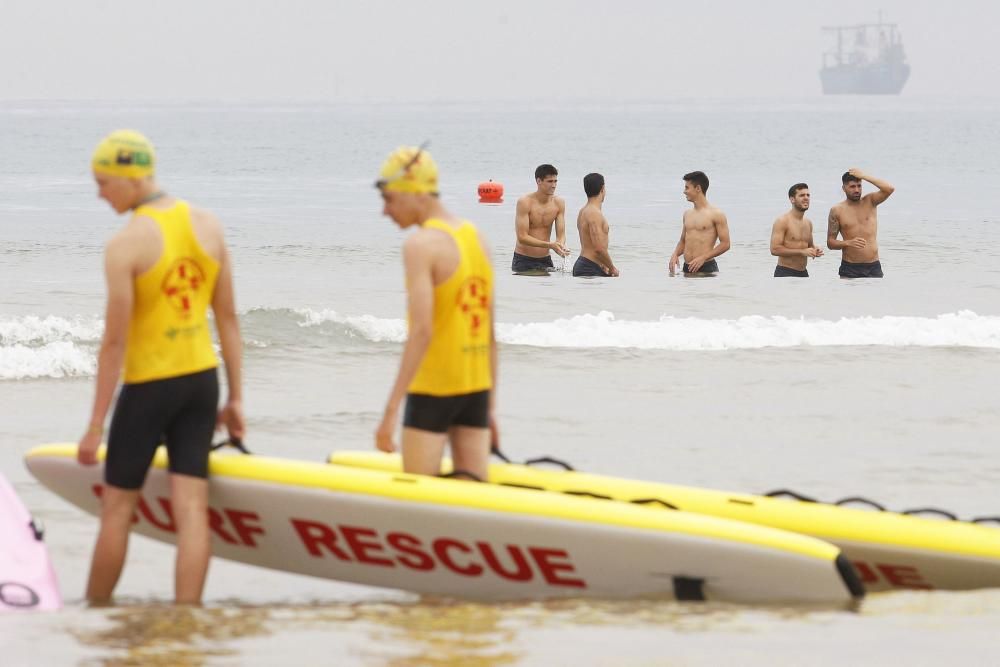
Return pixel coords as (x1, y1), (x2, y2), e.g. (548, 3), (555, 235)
(123, 200), (220, 384)
(408, 219), (493, 397)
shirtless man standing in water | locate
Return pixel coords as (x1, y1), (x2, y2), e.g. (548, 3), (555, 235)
(770, 183), (823, 277)
(512, 164), (570, 274)
(827, 168), (895, 278)
(668, 171), (731, 276)
(573, 173), (618, 277)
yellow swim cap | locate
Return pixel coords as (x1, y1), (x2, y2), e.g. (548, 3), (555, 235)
(376, 145), (438, 195)
(91, 129), (156, 179)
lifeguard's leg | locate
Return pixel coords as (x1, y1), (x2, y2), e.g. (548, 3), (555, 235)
(448, 426), (490, 482)
(170, 473), (211, 604)
(401, 427), (449, 476)
(86, 486), (140, 603)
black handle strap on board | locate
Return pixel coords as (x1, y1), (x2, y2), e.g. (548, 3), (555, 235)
(490, 444), (575, 470)
(211, 438), (251, 454)
(764, 487), (996, 525)
(488, 445), (684, 509)
(438, 469), (485, 483)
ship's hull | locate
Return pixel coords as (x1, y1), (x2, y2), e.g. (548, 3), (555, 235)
(820, 63), (910, 95)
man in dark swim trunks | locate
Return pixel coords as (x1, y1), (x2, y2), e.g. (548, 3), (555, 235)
(573, 173), (619, 277)
(512, 164), (570, 274)
(770, 183), (823, 277)
(79, 130), (245, 604)
(827, 168), (894, 278)
(374, 146), (498, 482)
(668, 171), (731, 277)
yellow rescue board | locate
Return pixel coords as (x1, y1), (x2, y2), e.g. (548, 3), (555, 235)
(328, 450), (1000, 593)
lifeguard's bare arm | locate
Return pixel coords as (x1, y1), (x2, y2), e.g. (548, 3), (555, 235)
(211, 239), (245, 439)
(376, 236), (435, 452)
(78, 237), (133, 464)
(391, 240), (433, 406)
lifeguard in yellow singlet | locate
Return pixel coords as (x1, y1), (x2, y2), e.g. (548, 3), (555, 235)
(124, 200), (220, 383)
(77, 129), (244, 605)
(373, 145), (499, 482)
(407, 217), (493, 396)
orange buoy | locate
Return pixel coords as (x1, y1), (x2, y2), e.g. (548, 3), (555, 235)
(478, 180), (504, 204)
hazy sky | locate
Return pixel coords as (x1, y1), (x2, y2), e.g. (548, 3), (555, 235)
(1, 0), (996, 101)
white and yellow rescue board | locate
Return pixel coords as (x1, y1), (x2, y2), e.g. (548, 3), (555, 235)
(329, 451), (1000, 593)
(25, 444), (862, 605)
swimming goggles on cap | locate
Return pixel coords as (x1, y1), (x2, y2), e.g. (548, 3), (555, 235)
(374, 141), (430, 190)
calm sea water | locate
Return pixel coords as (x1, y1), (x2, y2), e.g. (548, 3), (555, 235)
(2, 97), (1000, 665)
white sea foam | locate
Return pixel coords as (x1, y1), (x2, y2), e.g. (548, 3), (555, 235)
(0, 342), (96, 379)
(0, 316), (102, 379)
(297, 308), (407, 342)
(296, 309), (1000, 351)
(0, 315), (103, 346)
(5, 310), (998, 380)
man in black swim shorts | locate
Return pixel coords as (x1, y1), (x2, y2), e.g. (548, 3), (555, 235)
(668, 171), (730, 277)
(512, 164), (569, 274)
(573, 173), (619, 277)
(78, 130), (245, 604)
(827, 168), (894, 279)
(770, 183), (823, 277)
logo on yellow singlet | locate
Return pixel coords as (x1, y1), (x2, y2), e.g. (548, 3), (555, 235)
(455, 277), (490, 338)
(161, 258), (206, 319)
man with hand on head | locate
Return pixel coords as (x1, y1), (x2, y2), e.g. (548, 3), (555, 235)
(828, 168), (895, 278)
(79, 129), (244, 604)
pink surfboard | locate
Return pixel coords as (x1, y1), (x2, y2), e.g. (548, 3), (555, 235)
(0, 472), (62, 611)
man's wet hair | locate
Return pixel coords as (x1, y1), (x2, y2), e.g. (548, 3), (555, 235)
(683, 171), (709, 194)
(583, 173), (605, 198)
(535, 164), (558, 181)
(788, 183), (809, 198)
(842, 171), (861, 184)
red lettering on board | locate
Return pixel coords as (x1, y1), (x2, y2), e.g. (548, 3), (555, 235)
(877, 564), (932, 590)
(530, 548), (587, 588)
(433, 538), (484, 576)
(853, 560), (932, 589)
(208, 508), (238, 545)
(476, 543), (533, 582)
(852, 561), (880, 584)
(285, 517), (588, 589)
(225, 509), (265, 547)
(291, 518), (351, 560)
(387, 532), (434, 571)
(341, 525), (394, 567)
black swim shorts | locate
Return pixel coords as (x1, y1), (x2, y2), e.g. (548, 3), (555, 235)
(839, 260), (884, 278)
(404, 390), (490, 433)
(683, 259), (719, 275)
(774, 265), (809, 278)
(512, 252), (554, 274)
(572, 256), (609, 277)
(105, 368), (220, 490)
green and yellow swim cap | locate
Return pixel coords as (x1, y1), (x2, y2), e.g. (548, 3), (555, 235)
(91, 129), (156, 179)
(376, 145), (438, 195)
